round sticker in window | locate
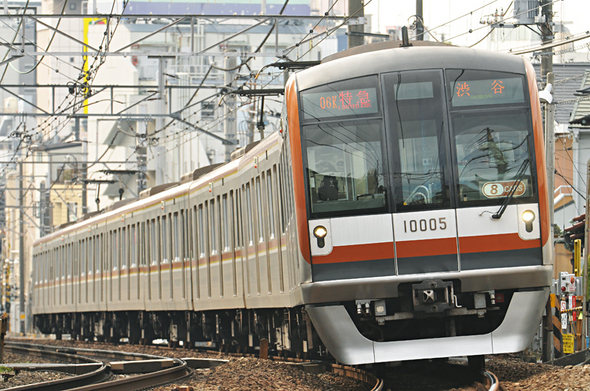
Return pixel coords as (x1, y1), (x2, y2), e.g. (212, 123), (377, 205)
(482, 181), (526, 198)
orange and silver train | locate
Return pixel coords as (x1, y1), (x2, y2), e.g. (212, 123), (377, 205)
(32, 42), (552, 365)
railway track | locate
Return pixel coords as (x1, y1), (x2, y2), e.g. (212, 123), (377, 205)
(2, 340), (385, 390)
(3, 339), (505, 390)
(379, 359), (499, 391)
(3, 341), (196, 390)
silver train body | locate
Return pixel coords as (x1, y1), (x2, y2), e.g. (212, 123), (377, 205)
(33, 44), (552, 365)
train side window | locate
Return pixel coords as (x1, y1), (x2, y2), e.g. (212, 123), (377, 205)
(81, 239), (86, 276)
(267, 169), (275, 239)
(198, 204), (205, 257)
(277, 162), (286, 234)
(222, 194), (229, 252)
(68, 243), (72, 278)
(235, 189), (242, 248)
(88, 237), (93, 276)
(130, 225), (136, 267)
(161, 215), (168, 263)
(150, 219), (157, 266)
(99, 233), (105, 273)
(256, 176), (264, 243)
(210, 199), (218, 255)
(121, 227), (126, 270)
(173, 212), (180, 262)
(113, 230), (118, 271)
(140, 222), (146, 266)
(245, 182), (254, 246)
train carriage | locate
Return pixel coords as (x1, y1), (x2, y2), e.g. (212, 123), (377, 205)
(32, 42), (551, 365)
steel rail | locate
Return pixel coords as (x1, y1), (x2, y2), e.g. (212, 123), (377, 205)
(4, 344), (109, 391)
(6, 340), (384, 391)
(4, 341), (193, 391)
(484, 370), (499, 391)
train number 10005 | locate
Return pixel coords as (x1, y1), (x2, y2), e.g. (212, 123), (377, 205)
(403, 217), (447, 233)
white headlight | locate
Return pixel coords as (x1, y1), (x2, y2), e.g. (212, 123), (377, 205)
(313, 225), (328, 238)
(522, 210), (535, 223)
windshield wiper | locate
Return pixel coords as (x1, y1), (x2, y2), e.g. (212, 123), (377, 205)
(491, 158), (531, 220)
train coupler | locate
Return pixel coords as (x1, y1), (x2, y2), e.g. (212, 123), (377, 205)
(412, 279), (460, 313)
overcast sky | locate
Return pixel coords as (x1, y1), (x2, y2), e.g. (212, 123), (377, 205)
(364, 0), (589, 48)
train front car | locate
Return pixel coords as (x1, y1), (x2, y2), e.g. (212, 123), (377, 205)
(286, 45), (552, 365)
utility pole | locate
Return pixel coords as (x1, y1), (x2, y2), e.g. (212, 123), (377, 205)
(223, 50), (238, 162)
(150, 55), (174, 184)
(347, 0), (364, 49)
(540, 0), (554, 361)
(540, 0), (553, 81)
(416, 0), (424, 41)
(18, 139), (24, 335)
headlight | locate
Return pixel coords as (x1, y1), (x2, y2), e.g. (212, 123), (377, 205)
(313, 225), (328, 238)
(522, 210), (535, 223)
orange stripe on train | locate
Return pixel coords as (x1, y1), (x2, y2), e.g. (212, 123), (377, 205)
(459, 233), (540, 253)
(396, 238), (458, 258)
(312, 242), (394, 265)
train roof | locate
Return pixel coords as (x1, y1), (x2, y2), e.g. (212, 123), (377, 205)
(33, 131), (282, 247)
(296, 44), (528, 92)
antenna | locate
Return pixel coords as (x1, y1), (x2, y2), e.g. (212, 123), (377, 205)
(401, 26), (413, 47)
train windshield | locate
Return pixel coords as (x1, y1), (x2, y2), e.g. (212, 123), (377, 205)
(302, 120), (387, 216)
(382, 70), (452, 212)
(299, 69), (535, 217)
(447, 70), (535, 206)
(300, 76), (388, 217)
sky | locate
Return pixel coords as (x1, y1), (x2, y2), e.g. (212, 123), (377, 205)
(364, 0), (589, 49)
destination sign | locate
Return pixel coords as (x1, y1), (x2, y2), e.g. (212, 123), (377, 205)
(301, 87), (379, 120)
(450, 76), (525, 107)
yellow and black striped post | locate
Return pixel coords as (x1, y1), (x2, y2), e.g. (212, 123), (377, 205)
(551, 293), (563, 358)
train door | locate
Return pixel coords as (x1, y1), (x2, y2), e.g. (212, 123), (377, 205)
(181, 209), (190, 302)
(122, 226), (128, 303)
(150, 218), (161, 302)
(139, 221), (147, 305)
(193, 205), (201, 304)
(231, 190), (244, 300)
(382, 70), (459, 275)
(129, 224), (136, 303)
(88, 237), (94, 306)
(223, 192), (238, 299)
(60, 245), (65, 307)
(206, 199), (215, 299)
(256, 175), (270, 295)
(197, 203), (207, 301)
(161, 214), (171, 301)
(265, 168), (283, 294)
(211, 197), (222, 299)
(79, 240), (84, 307)
(172, 211), (181, 302)
(446, 69), (542, 270)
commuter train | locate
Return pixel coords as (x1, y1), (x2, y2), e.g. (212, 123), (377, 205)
(32, 41), (552, 365)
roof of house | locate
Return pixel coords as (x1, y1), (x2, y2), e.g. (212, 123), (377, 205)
(533, 62), (590, 125)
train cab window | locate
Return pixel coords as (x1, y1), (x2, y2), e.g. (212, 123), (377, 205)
(447, 70), (535, 206)
(304, 120), (387, 217)
(383, 70), (451, 212)
(301, 76), (387, 218)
